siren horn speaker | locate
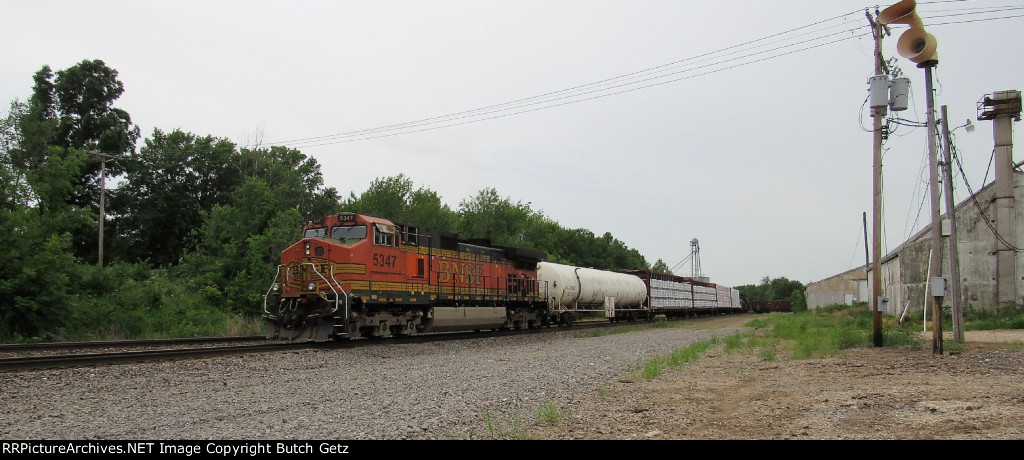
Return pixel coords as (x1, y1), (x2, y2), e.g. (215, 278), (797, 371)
(878, 0), (938, 66)
(878, 0), (922, 27)
(896, 27), (938, 64)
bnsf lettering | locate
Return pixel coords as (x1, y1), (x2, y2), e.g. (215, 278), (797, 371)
(373, 254), (397, 268)
(287, 262), (334, 278)
(436, 260), (485, 285)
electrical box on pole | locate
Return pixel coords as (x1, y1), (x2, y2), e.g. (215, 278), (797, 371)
(869, 75), (890, 111)
(890, 77), (910, 111)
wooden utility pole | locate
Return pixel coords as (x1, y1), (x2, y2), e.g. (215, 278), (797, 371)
(924, 66), (944, 355)
(877, 0), (943, 353)
(940, 105), (964, 343)
(868, 10), (885, 347)
(92, 151), (122, 268)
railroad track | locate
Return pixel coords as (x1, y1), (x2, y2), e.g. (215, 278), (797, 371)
(0, 341), (323, 372)
(0, 335), (266, 353)
(0, 315), (684, 372)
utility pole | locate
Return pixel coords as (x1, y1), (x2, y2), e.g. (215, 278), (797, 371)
(924, 66), (944, 355)
(940, 105), (964, 343)
(878, 0), (942, 354)
(867, 9), (885, 347)
(92, 151), (122, 268)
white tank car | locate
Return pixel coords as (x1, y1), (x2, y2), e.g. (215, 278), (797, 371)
(537, 261), (647, 311)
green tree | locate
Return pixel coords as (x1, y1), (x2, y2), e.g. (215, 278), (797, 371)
(341, 174), (459, 232)
(789, 289), (808, 312)
(651, 259), (672, 274)
(236, 145), (339, 220)
(599, 232), (648, 271)
(458, 187), (544, 249)
(549, 227), (597, 266)
(178, 146), (337, 315)
(179, 179), (303, 314)
(343, 174), (415, 220)
(17, 60), (140, 197)
(736, 276), (806, 304)
(0, 101), (31, 206)
(110, 129), (240, 266)
(405, 186), (458, 233)
(11, 59), (140, 262)
(0, 119), (88, 339)
(768, 276), (805, 302)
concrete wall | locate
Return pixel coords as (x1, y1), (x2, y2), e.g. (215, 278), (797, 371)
(813, 172), (1024, 316)
(806, 267), (866, 309)
(871, 171), (1024, 316)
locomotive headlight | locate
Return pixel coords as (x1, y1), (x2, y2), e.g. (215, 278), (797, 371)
(307, 282), (316, 291)
(304, 242), (311, 256)
(272, 283), (281, 292)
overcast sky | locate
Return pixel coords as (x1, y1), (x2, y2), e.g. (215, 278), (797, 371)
(3, 0), (1022, 288)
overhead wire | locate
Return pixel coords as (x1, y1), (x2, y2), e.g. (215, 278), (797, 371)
(258, 8), (874, 149)
(252, 2), (1021, 150)
(952, 142), (1024, 251)
(273, 10), (866, 148)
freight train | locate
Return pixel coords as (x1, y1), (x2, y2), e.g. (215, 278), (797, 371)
(263, 212), (744, 341)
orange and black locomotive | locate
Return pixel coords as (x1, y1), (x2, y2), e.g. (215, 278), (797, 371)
(264, 212), (551, 340)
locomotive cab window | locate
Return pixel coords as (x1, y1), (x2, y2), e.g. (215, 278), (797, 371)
(373, 223), (396, 247)
(304, 227), (328, 239)
(401, 226), (420, 246)
(330, 225), (367, 246)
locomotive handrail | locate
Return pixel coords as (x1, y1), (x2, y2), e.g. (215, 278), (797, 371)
(262, 266), (284, 317)
(328, 265), (350, 323)
(263, 263), (349, 320)
(304, 262), (347, 317)
(428, 272), (545, 303)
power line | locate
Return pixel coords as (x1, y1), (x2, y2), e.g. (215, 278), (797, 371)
(269, 11), (865, 148)
(952, 143), (1023, 251)
(256, 4), (1022, 150)
(259, 9), (872, 149)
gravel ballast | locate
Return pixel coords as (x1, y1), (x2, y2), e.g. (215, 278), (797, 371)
(1, 324), (742, 440)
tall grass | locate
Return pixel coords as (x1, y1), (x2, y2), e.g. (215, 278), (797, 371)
(633, 302), (1024, 378)
(764, 303), (924, 358)
(629, 302), (995, 379)
(964, 304), (1024, 330)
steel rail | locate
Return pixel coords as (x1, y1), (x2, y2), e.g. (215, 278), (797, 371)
(0, 342), (321, 372)
(0, 335), (267, 353)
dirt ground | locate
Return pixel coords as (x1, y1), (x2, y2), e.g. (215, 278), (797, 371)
(530, 314), (1024, 440)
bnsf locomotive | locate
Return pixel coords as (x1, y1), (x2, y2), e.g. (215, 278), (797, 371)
(264, 212), (741, 341)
